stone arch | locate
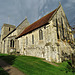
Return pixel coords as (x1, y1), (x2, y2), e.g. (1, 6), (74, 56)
(39, 29), (43, 40)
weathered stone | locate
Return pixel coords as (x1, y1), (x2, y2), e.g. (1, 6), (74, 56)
(0, 4), (74, 63)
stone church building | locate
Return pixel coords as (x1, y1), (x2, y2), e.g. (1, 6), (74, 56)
(0, 4), (74, 63)
(1, 18), (30, 53)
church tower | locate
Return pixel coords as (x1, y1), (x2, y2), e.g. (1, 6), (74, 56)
(1, 24), (16, 40)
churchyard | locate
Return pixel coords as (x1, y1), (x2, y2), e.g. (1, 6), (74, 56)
(0, 54), (75, 75)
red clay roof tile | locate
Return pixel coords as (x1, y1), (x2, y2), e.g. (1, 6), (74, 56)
(17, 9), (57, 38)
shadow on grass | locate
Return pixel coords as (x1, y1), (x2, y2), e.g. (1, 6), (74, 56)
(60, 60), (75, 75)
(0, 55), (16, 65)
(0, 66), (9, 75)
(0, 54), (17, 75)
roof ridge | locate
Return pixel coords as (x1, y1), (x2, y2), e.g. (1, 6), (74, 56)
(16, 17), (30, 29)
(17, 8), (57, 38)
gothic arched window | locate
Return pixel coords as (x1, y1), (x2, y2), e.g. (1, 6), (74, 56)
(26, 37), (28, 45)
(32, 35), (34, 44)
(39, 29), (43, 40)
(61, 18), (64, 39)
(10, 40), (12, 47)
(10, 39), (14, 47)
(56, 19), (59, 39)
(12, 40), (14, 47)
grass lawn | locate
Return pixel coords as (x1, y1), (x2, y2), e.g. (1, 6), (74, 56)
(0, 66), (9, 75)
(0, 54), (74, 75)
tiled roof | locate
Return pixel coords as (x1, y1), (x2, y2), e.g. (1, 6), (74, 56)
(17, 9), (57, 38)
(2, 18), (29, 40)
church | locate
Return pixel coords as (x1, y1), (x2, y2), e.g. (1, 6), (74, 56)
(0, 4), (74, 63)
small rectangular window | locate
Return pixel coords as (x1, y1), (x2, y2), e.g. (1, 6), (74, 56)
(9, 27), (10, 31)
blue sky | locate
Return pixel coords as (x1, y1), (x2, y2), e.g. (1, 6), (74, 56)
(0, 0), (75, 33)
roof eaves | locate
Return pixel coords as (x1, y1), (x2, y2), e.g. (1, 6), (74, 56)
(2, 28), (16, 40)
(16, 9), (57, 39)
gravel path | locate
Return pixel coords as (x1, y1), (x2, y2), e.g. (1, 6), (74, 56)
(0, 59), (25, 75)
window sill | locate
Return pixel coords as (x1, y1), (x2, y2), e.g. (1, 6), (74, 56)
(39, 40), (44, 44)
